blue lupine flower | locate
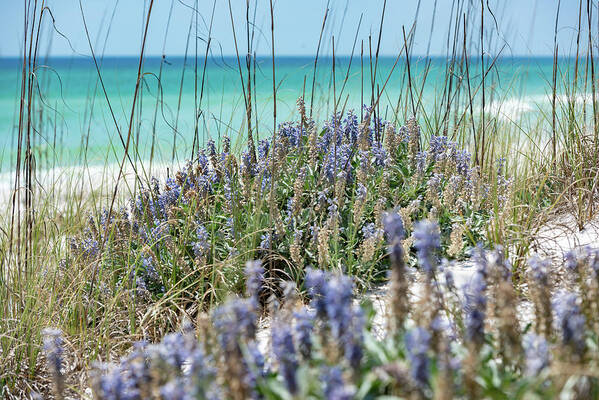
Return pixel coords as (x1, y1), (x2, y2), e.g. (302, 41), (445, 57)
(212, 298), (257, 351)
(244, 341), (266, 397)
(285, 197), (294, 220)
(42, 328), (63, 378)
(195, 174), (214, 197)
(415, 151), (428, 174)
(462, 271), (487, 344)
(150, 176), (160, 195)
(343, 305), (365, 370)
(358, 150), (369, 172)
(523, 333), (550, 376)
(260, 171), (272, 193)
(148, 221), (168, 244)
(456, 150), (471, 176)
(161, 178), (183, 208)
(413, 220), (441, 275)
(120, 342), (151, 390)
(316, 190), (328, 207)
(179, 161), (194, 189)
(489, 247), (512, 282)
(293, 228), (303, 243)
(135, 277), (148, 295)
(225, 217), (235, 238)
(100, 209), (112, 230)
(343, 110), (359, 143)
(585, 247), (599, 278)
(258, 139), (270, 161)
(147, 332), (190, 370)
(92, 363), (139, 400)
(81, 237), (100, 260)
(293, 307), (315, 359)
(197, 149), (209, 171)
(356, 183), (367, 203)
(278, 121), (301, 147)
(272, 319), (298, 394)
(160, 378), (186, 400)
(566, 247), (599, 278)
(327, 202), (339, 218)
(564, 250), (578, 273)
(552, 290), (586, 355)
(372, 141), (387, 167)
(93, 365), (125, 399)
(222, 136), (231, 153)
(383, 211), (405, 265)
(322, 366), (354, 400)
(185, 347), (218, 398)
(207, 139), (216, 158)
(307, 270), (363, 368)
(361, 222), (378, 239)
(528, 255), (550, 286)
(383, 211), (405, 243)
(427, 172), (444, 191)
(244, 260), (264, 303)
(324, 143), (352, 183)
(192, 224), (210, 259)
(324, 274), (354, 340)
(429, 135), (448, 160)
(305, 268), (327, 318)
(241, 150), (256, 177)
(405, 327), (431, 388)
(320, 113), (343, 151)
(259, 232), (272, 251)
(141, 256), (159, 283)
(496, 156), (506, 176)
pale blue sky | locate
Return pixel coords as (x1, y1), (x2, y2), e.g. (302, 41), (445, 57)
(0, 0), (583, 58)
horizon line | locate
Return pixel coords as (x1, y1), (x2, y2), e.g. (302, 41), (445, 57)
(0, 53), (579, 60)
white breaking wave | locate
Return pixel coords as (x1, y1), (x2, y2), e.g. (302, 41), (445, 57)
(483, 98), (535, 121)
(479, 92), (597, 121)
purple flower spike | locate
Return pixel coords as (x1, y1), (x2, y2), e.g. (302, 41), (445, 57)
(212, 298), (258, 351)
(244, 260), (264, 303)
(293, 307), (315, 360)
(324, 275), (354, 340)
(552, 290), (586, 356)
(272, 320), (298, 394)
(42, 328), (64, 389)
(322, 366), (355, 400)
(413, 220), (441, 275)
(305, 268), (328, 318)
(383, 211), (405, 243)
(528, 255), (550, 286)
(160, 378), (186, 400)
(462, 272), (487, 345)
(383, 211), (405, 262)
(523, 333), (550, 376)
(405, 327), (431, 388)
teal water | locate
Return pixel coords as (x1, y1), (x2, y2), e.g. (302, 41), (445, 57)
(0, 56), (568, 171)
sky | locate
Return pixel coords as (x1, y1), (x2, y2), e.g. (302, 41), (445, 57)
(0, 0), (584, 58)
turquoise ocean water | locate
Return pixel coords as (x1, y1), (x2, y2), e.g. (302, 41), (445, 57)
(0, 56), (567, 171)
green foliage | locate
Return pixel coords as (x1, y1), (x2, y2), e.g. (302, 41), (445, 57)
(68, 112), (502, 307)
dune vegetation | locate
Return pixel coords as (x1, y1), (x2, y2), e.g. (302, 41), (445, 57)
(2, 1), (599, 399)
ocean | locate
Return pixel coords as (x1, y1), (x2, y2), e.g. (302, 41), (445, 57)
(0, 56), (573, 171)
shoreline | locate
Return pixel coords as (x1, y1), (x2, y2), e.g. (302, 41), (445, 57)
(0, 161), (178, 212)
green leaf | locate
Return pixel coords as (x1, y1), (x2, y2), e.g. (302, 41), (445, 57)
(364, 331), (390, 364)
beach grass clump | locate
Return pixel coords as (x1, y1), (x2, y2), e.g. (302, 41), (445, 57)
(66, 104), (508, 309)
(44, 226), (599, 399)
